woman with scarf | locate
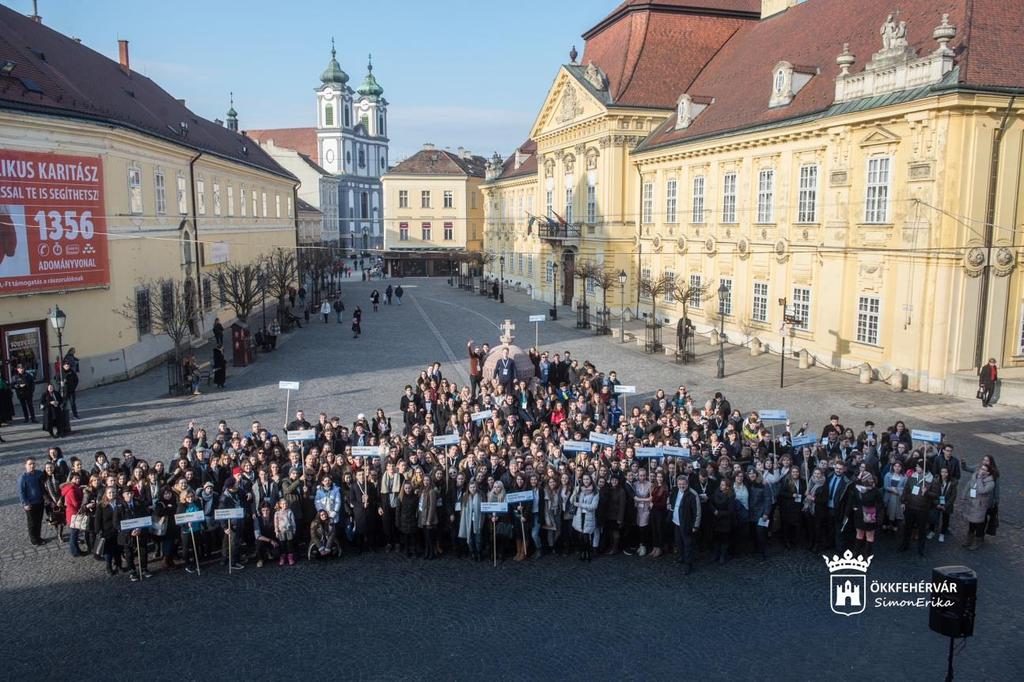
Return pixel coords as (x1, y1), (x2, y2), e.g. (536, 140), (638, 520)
(882, 460), (907, 532)
(803, 467), (829, 551)
(153, 486), (179, 569)
(541, 476), (562, 556)
(458, 479), (485, 561)
(777, 466), (806, 549)
(571, 474), (599, 562)
(633, 467), (653, 557)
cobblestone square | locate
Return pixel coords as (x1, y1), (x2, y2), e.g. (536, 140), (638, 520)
(2, 279), (1021, 681)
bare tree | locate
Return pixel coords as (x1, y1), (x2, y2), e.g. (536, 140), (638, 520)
(217, 260), (264, 326)
(573, 260), (601, 307)
(638, 272), (675, 323)
(117, 277), (199, 370)
(590, 267), (622, 314)
(264, 247), (299, 321)
(670, 276), (711, 331)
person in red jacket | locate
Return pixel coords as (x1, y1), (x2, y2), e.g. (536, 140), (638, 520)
(979, 358), (998, 407)
(60, 472), (85, 556)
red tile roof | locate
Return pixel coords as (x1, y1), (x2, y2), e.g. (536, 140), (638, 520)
(245, 127), (318, 161)
(639, 0), (1024, 152)
(0, 5), (293, 180)
(494, 139), (538, 181)
(387, 148), (488, 177)
(582, 1), (756, 108)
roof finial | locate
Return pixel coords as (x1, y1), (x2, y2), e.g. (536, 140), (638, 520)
(229, 91), (234, 108)
(331, 37), (336, 58)
(367, 53), (373, 72)
(569, 45), (579, 64)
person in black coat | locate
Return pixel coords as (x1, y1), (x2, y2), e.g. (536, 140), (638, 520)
(61, 361), (80, 419)
(12, 364), (36, 423)
(494, 348), (517, 393)
(824, 460), (852, 551)
(96, 487), (122, 574)
(710, 479), (735, 564)
(397, 481), (419, 557)
(39, 384), (65, 438)
(668, 475), (701, 573)
(777, 468), (807, 549)
(116, 487), (151, 580)
(212, 344), (226, 389)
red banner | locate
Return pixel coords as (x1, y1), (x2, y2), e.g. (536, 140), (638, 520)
(0, 149), (109, 294)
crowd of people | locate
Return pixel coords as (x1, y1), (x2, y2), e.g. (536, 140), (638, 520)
(16, 337), (1001, 582)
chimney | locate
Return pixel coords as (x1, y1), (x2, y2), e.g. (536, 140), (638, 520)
(422, 142), (435, 151)
(29, 0), (41, 22)
(176, 98), (186, 107)
(457, 146), (464, 157)
(118, 40), (130, 75)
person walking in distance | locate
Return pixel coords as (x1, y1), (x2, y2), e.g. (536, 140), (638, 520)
(62, 360), (80, 419)
(395, 285), (404, 305)
(352, 306), (363, 339)
(978, 357), (997, 407)
(320, 300), (331, 323)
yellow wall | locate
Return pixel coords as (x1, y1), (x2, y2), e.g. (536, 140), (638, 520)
(0, 111), (296, 388)
(382, 173), (483, 252)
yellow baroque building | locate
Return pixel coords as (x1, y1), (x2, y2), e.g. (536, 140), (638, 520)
(0, 9), (297, 389)
(483, 0), (1024, 402)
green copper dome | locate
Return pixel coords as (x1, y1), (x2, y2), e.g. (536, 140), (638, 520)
(320, 40), (349, 86)
(356, 54), (383, 98)
(226, 92), (237, 118)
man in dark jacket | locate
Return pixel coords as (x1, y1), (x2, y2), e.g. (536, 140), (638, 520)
(18, 458), (45, 545)
(61, 360), (80, 419)
(12, 364), (36, 423)
(466, 341), (485, 399)
(669, 475), (701, 573)
(900, 466), (936, 557)
(825, 460), (852, 551)
(927, 444), (961, 481)
(116, 487), (152, 581)
(494, 348), (517, 393)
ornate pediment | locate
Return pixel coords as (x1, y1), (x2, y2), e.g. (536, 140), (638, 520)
(529, 67), (609, 139)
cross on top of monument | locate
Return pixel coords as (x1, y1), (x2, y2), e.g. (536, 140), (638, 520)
(499, 319), (516, 344)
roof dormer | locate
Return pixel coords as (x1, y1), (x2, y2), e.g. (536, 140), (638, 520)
(769, 60), (816, 108)
(675, 93), (712, 130)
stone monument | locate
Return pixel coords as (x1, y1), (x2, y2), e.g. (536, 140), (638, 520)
(481, 319), (536, 385)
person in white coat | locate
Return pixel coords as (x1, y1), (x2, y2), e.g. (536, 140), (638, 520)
(571, 474), (599, 562)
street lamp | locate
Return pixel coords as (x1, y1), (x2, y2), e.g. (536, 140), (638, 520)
(551, 261), (559, 320)
(618, 269), (627, 343)
(716, 281), (728, 379)
(48, 305), (70, 434)
(499, 256), (505, 303)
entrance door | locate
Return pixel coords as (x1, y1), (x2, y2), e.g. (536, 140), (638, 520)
(2, 322), (48, 383)
(562, 251), (575, 306)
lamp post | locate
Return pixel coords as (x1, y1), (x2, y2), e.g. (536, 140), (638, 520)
(551, 261), (559, 320)
(716, 281), (728, 379)
(618, 269), (627, 343)
(48, 305), (70, 434)
(260, 263), (268, 334)
(499, 256), (505, 303)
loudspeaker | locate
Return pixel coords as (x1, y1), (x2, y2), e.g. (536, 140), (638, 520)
(929, 565), (977, 638)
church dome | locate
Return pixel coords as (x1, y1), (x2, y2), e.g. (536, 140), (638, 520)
(356, 55), (384, 98)
(320, 42), (349, 86)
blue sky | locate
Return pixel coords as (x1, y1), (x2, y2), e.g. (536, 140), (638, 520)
(9, 0), (615, 161)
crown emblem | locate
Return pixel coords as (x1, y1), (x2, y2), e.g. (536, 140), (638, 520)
(822, 549), (872, 573)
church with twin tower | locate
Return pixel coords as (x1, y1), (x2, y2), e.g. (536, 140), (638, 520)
(315, 40), (389, 250)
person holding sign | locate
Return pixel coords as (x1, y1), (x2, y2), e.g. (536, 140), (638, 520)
(178, 490), (204, 574)
(219, 478), (246, 571)
(899, 465), (935, 557)
(116, 488), (152, 582)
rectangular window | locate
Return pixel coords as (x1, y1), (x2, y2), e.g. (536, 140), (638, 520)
(719, 277), (733, 316)
(213, 182), (221, 216)
(722, 172), (737, 223)
(154, 170), (166, 215)
(518, 253), (524, 273)
(688, 274), (702, 308)
(399, 190), (408, 208)
(227, 186), (235, 216)
(275, 194), (281, 218)
(240, 188), (247, 217)
(857, 295), (881, 345)
(262, 192), (267, 217)
(421, 221), (431, 240)
(797, 164), (818, 223)
(128, 166), (143, 215)
(176, 173), (187, 215)
(692, 176), (705, 223)
(546, 189), (553, 218)
(202, 277), (213, 311)
(545, 260), (553, 284)
(565, 186), (574, 224)
(160, 280), (174, 323)
(421, 190), (431, 209)
(527, 256), (533, 276)
(757, 169), (774, 223)
(640, 266), (652, 298)
(135, 287), (151, 337)
(752, 281), (769, 322)
(252, 190), (258, 217)
(197, 180), (206, 214)
(666, 179), (677, 224)
(664, 270), (675, 302)
(642, 182), (653, 224)
(399, 222), (409, 240)
(443, 190), (454, 209)
(791, 287), (811, 330)
(865, 157), (891, 223)
(287, 196), (293, 218)
(443, 221), (453, 240)
(586, 182), (597, 223)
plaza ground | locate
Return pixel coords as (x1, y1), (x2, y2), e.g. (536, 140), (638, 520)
(1, 278), (1021, 680)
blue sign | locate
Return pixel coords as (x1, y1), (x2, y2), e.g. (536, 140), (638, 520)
(432, 434), (459, 446)
(505, 491), (534, 504)
(635, 447), (663, 459)
(911, 429), (943, 444)
(758, 410), (789, 422)
(589, 432), (617, 446)
(791, 434), (818, 448)
(661, 446), (691, 459)
(561, 441), (592, 453)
